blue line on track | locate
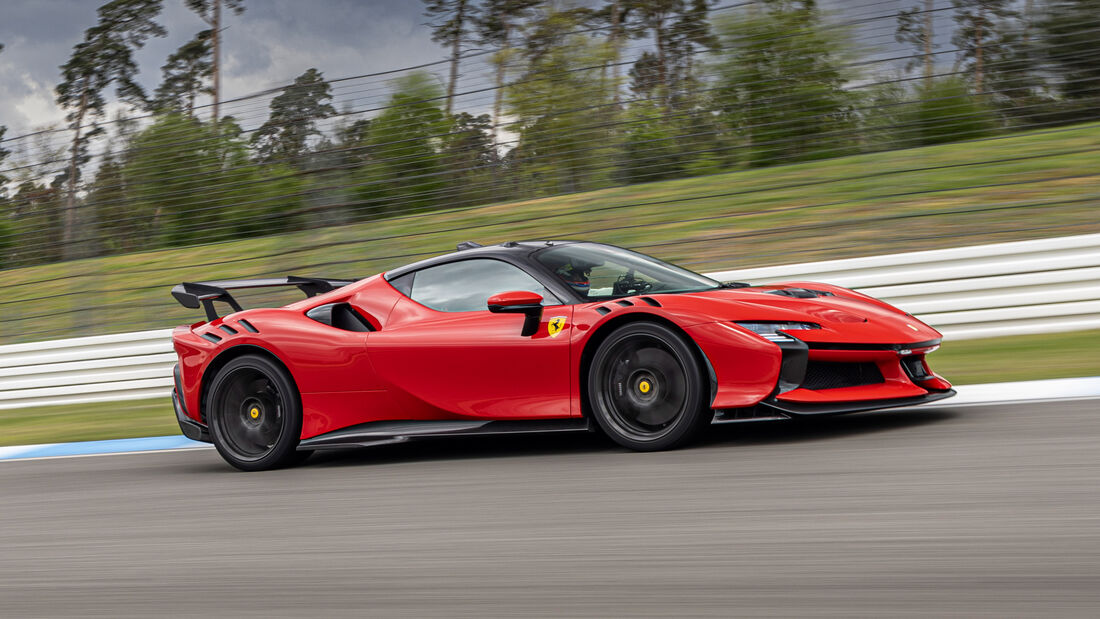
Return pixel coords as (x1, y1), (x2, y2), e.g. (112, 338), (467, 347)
(0, 435), (209, 461)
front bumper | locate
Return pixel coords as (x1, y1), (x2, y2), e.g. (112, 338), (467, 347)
(765, 335), (954, 410)
(761, 389), (957, 416)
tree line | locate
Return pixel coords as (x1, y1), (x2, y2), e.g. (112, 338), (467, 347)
(0, 0), (1098, 267)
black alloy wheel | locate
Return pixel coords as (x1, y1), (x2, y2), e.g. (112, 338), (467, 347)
(207, 354), (307, 471)
(588, 322), (710, 451)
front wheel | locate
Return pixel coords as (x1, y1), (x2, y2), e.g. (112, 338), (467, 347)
(207, 354), (305, 471)
(587, 322), (711, 451)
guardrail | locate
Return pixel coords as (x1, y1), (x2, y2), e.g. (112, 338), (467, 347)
(2, 233), (1098, 410)
(709, 232), (1100, 340)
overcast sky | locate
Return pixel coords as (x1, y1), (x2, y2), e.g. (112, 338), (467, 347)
(0, 0), (452, 137)
(0, 0), (958, 143)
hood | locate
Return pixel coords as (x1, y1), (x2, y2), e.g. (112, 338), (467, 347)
(651, 282), (940, 345)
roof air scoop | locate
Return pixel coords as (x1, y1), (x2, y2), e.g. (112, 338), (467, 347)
(456, 241), (483, 251)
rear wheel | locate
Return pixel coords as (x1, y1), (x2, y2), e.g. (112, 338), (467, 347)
(207, 354), (306, 471)
(588, 322), (710, 451)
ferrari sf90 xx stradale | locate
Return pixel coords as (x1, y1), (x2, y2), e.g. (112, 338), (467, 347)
(170, 241), (954, 470)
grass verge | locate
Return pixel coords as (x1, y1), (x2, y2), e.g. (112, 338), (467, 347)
(3, 330), (1096, 447)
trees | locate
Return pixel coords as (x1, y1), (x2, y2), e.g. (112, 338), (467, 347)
(250, 68), (336, 166)
(624, 0), (716, 109)
(357, 72), (449, 215)
(120, 114), (303, 247)
(442, 112), (501, 206)
(714, 1), (859, 166)
(1039, 0), (1100, 113)
(151, 30), (213, 116)
(951, 0), (1016, 94)
(896, 0), (937, 85)
(185, 0), (246, 124)
(901, 77), (997, 146)
(423, 0), (476, 117)
(476, 0), (540, 143)
(507, 9), (617, 194)
(56, 0), (165, 259)
(629, 0), (680, 108)
(0, 46), (10, 265)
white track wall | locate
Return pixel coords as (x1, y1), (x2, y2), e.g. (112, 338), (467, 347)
(2, 233), (1098, 410)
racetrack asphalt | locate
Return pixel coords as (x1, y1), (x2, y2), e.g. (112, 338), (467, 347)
(1, 399), (1098, 618)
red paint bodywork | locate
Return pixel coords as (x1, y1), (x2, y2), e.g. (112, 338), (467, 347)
(173, 274), (952, 441)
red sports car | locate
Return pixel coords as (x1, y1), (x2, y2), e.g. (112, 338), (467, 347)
(171, 241), (954, 471)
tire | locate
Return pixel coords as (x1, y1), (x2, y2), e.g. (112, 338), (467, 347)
(206, 354), (305, 471)
(587, 321), (711, 451)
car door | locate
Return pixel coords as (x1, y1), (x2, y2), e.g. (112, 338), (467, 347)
(368, 258), (575, 419)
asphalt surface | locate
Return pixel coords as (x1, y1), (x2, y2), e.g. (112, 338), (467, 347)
(1, 399), (1098, 618)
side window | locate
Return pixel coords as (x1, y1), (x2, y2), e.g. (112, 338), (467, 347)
(408, 259), (557, 312)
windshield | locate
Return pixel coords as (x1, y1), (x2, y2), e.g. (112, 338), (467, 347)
(535, 243), (721, 301)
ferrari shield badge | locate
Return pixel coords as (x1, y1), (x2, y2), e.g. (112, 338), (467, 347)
(547, 316), (567, 338)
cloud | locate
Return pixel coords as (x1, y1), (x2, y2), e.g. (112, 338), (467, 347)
(0, 0), (452, 138)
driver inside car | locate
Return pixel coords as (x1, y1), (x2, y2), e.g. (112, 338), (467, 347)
(554, 262), (593, 298)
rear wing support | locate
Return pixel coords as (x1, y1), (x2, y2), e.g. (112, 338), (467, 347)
(172, 276), (357, 322)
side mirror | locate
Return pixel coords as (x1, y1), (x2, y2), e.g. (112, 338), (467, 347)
(487, 291), (544, 337)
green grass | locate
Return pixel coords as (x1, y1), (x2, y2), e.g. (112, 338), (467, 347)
(929, 329), (1100, 385)
(3, 122), (1100, 343)
(3, 330), (1096, 447)
(0, 398), (177, 447)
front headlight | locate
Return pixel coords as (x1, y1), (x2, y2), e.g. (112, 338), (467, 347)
(735, 321), (821, 342)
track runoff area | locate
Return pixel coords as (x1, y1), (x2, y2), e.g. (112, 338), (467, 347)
(1, 376), (1097, 462)
(2, 385), (1099, 617)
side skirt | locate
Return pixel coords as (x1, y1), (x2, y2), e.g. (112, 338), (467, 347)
(298, 418), (591, 451)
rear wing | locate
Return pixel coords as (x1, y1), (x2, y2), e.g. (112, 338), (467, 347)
(172, 276), (357, 322)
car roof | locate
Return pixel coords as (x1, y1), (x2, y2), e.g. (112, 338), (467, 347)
(383, 240), (583, 281)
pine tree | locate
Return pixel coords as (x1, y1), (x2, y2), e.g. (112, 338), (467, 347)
(250, 68), (336, 165)
(951, 0), (1016, 93)
(423, 0), (476, 117)
(895, 0), (937, 84)
(0, 44), (6, 163)
(476, 0), (539, 143)
(0, 42), (8, 191)
(0, 41), (10, 265)
(185, 0), (246, 124)
(625, 0), (716, 109)
(1039, 0), (1100, 105)
(151, 30), (213, 116)
(55, 0), (165, 259)
(631, 0), (681, 107)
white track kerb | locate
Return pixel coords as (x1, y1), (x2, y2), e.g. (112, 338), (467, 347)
(1, 377), (1098, 463)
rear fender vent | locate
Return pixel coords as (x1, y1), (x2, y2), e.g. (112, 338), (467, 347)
(218, 325), (238, 335)
(200, 332), (222, 344)
(595, 306), (612, 316)
(616, 300), (634, 307)
(639, 296), (661, 307)
(238, 319), (259, 333)
(802, 361), (884, 390)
